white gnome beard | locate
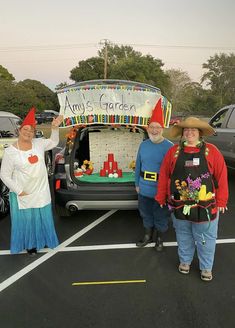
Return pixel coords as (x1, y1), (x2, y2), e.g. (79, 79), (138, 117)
(148, 133), (163, 144)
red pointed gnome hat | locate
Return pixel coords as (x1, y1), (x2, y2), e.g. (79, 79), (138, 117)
(149, 98), (164, 127)
(21, 107), (36, 128)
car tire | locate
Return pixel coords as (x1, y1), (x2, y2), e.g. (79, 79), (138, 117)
(0, 180), (10, 218)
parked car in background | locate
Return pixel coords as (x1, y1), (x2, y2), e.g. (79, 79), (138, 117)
(0, 111), (52, 218)
(0, 111), (21, 217)
(36, 110), (59, 124)
(207, 104), (235, 170)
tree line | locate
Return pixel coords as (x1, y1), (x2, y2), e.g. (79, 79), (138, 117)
(1, 44), (235, 118)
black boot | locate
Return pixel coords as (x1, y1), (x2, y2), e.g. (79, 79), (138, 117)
(27, 248), (37, 256)
(136, 228), (153, 247)
(154, 230), (164, 252)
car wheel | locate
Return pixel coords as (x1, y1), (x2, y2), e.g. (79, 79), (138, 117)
(0, 180), (10, 218)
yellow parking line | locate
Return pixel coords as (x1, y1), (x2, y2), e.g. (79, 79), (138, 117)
(72, 279), (146, 286)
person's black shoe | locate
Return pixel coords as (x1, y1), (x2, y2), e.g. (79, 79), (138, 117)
(155, 236), (164, 251)
(136, 228), (153, 247)
(27, 248), (37, 256)
(153, 230), (164, 252)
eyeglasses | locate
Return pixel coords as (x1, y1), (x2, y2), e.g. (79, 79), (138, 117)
(148, 126), (163, 130)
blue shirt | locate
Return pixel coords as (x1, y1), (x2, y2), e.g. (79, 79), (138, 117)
(135, 138), (173, 198)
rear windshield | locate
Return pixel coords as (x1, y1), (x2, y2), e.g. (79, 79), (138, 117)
(0, 117), (20, 138)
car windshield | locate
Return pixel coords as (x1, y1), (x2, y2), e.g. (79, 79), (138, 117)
(0, 117), (19, 138)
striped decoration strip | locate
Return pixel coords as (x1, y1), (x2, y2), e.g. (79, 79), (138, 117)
(62, 115), (151, 127)
(59, 84), (160, 94)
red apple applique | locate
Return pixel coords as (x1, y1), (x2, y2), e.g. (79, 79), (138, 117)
(28, 154), (39, 164)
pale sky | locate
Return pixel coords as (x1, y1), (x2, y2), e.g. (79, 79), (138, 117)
(0, 0), (234, 90)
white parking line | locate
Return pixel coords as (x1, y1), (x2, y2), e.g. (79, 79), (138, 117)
(1, 238), (235, 256)
(0, 209), (117, 293)
(61, 242), (178, 251)
(1, 216), (235, 293)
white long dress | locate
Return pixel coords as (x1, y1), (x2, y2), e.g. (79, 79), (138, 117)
(0, 129), (60, 253)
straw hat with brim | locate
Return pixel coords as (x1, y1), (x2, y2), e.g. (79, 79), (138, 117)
(170, 117), (215, 138)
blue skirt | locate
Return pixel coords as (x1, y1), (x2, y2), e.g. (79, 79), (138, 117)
(9, 192), (59, 254)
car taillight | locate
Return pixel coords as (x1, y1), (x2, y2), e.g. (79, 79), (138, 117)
(55, 152), (65, 164)
(55, 180), (61, 190)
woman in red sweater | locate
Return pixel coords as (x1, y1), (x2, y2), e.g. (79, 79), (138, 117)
(155, 117), (228, 281)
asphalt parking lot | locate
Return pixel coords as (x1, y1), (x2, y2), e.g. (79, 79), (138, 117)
(0, 169), (234, 328)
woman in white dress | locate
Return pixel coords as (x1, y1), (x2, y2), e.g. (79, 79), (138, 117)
(0, 107), (63, 254)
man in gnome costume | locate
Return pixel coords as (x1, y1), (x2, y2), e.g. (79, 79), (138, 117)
(0, 107), (63, 254)
(135, 98), (173, 251)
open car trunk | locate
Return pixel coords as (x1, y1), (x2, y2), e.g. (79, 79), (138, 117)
(70, 125), (146, 186)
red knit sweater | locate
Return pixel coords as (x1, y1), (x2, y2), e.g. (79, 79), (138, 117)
(155, 143), (229, 208)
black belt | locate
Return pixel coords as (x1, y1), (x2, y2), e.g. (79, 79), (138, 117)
(140, 171), (158, 181)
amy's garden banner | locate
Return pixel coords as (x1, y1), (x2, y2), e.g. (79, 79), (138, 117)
(57, 81), (172, 127)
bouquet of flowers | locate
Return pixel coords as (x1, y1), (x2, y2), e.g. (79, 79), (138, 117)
(175, 172), (213, 202)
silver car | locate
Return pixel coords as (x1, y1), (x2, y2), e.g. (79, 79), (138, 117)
(207, 104), (235, 170)
(0, 111), (21, 217)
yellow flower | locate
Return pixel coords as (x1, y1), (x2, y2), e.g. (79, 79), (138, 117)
(198, 185), (207, 200)
(205, 192), (213, 200)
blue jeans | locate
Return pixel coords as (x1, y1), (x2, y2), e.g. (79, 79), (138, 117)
(138, 194), (169, 232)
(172, 214), (219, 271)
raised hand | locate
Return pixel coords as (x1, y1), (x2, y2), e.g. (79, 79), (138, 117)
(51, 115), (64, 129)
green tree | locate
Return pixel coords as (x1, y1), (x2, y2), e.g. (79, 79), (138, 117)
(70, 44), (170, 94)
(166, 69), (201, 114)
(70, 57), (105, 82)
(18, 79), (59, 112)
(0, 65), (15, 82)
(190, 87), (219, 116)
(0, 74), (59, 117)
(98, 44), (141, 65)
(110, 54), (169, 94)
(201, 53), (235, 107)
(0, 80), (39, 117)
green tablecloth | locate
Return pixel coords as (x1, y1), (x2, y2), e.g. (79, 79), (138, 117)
(75, 172), (135, 183)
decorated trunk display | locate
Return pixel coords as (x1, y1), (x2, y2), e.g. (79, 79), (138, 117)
(72, 127), (142, 183)
(57, 80), (171, 184)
